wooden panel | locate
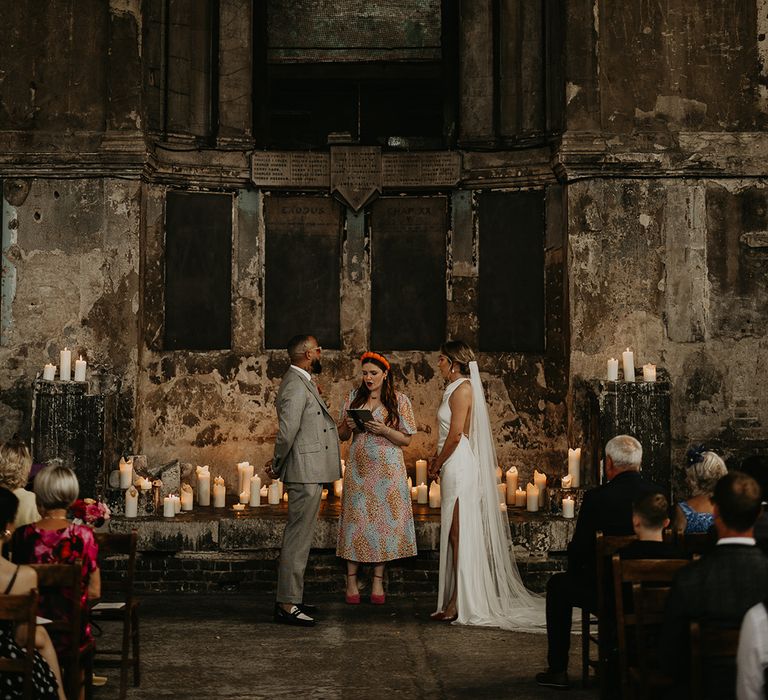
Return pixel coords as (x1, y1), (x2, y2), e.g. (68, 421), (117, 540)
(264, 196), (342, 349)
(478, 190), (545, 352)
(164, 191), (232, 350)
(371, 197), (446, 350)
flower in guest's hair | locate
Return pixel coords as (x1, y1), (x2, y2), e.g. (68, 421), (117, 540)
(70, 498), (111, 527)
(686, 444), (707, 467)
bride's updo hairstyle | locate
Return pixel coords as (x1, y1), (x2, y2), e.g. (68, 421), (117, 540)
(440, 340), (475, 376)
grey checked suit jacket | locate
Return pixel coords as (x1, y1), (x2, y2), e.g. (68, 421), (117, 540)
(272, 368), (341, 483)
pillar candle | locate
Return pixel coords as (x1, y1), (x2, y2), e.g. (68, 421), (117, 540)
(213, 476), (226, 508)
(125, 487), (138, 518)
(642, 363), (657, 382)
(196, 466), (211, 506)
(415, 460), (428, 486)
(562, 496), (575, 519)
(333, 479), (343, 498)
(514, 487), (526, 507)
(526, 482), (539, 512)
(622, 348), (635, 382)
(283, 492), (288, 502)
(506, 467), (518, 504)
(567, 447), (581, 488)
(136, 476), (152, 491)
(180, 484), (193, 511)
(260, 485), (268, 498)
(268, 482), (281, 505)
(237, 462), (254, 496)
(497, 482), (506, 504)
(607, 357), (619, 381)
(411, 486), (418, 501)
(428, 481), (441, 508)
(239, 490), (249, 504)
(74, 356), (87, 382)
(43, 363), (56, 381)
(321, 488), (328, 500)
(533, 469), (547, 498)
(163, 496), (175, 518)
(59, 347), (71, 381)
(561, 474), (573, 489)
(119, 457), (133, 489)
(276, 480), (284, 498)
(232, 503), (245, 512)
(417, 482), (428, 504)
(172, 494), (181, 514)
(250, 475), (261, 506)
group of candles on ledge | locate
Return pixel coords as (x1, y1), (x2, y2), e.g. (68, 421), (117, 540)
(42, 347), (88, 382)
(607, 348), (657, 383)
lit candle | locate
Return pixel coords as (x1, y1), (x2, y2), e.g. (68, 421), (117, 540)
(180, 483), (194, 511)
(514, 487), (526, 507)
(74, 356), (86, 382)
(568, 447), (581, 488)
(562, 496), (575, 519)
(283, 492), (288, 502)
(237, 462), (254, 496)
(250, 475), (261, 506)
(125, 486), (138, 518)
(136, 476), (152, 491)
(415, 459), (428, 486)
(163, 496), (175, 518)
(607, 357), (619, 381)
(232, 503), (245, 512)
(196, 466), (211, 506)
(321, 488), (328, 500)
(561, 474), (573, 489)
(622, 348), (635, 383)
(259, 485), (268, 498)
(172, 494), (181, 514)
(213, 476), (226, 508)
(59, 347), (71, 381)
(239, 490), (249, 504)
(506, 467), (518, 504)
(268, 482), (281, 505)
(642, 363), (657, 382)
(526, 482), (539, 512)
(42, 363), (56, 381)
(119, 457), (133, 490)
(333, 479), (343, 498)
(533, 469), (547, 499)
(497, 482), (506, 504)
(417, 482), (428, 504)
(429, 481), (441, 508)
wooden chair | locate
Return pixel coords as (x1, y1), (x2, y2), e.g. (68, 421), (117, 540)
(612, 556), (690, 700)
(32, 562), (94, 700)
(690, 620), (741, 700)
(0, 589), (39, 700)
(677, 530), (716, 558)
(92, 531), (140, 700)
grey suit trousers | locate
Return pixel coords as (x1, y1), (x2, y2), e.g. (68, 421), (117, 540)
(276, 482), (323, 604)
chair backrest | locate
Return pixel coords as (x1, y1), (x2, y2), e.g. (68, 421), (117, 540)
(690, 620), (741, 699)
(0, 588), (38, 699)
(595, 532), (637, 616)
(95, 531), (137, 604)
(678, 530), (716, 557)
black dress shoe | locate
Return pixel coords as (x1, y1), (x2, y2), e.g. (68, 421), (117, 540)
(535, 670), (569, 689)
(274, 604), (316, 627)
(296, 602), (317, 614)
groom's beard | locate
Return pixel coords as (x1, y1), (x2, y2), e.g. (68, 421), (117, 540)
(310, 358), (323, 374)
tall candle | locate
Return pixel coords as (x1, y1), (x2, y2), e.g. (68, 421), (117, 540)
(163, 496), (175, 518)
(567, 447), (581, 488)
(562, 496), (575, 519)
(268, 482), (281, 505)
(533, 469), (547, 498)
(417, 482), (428, 504)
(526, 482), (539, 512)
(180, 483), (194, 511)
(125, 487), (138, 518)
(415, 460), (428, 486)
(213, 476), (226, 508)
(428, 481), (441, 508)
(642, 363), (657, 382)
(74, 356), (86, 382)
(497, 482), (506, 504)
(59, 347), (71, 381)
(622, 348), (635, 382)
(172, 494), (181, 513)
(119, 457), (133, 489)
(514, 487), (526, 507)
(237, 462), (254, 496)
(250, 475), (261, 506)
(506, 467), (518, 504)
(196, 466), (211, 506)
(607, 357), (619, 381)
(43, 363), (56, 381)
(276, 480), (284, 498)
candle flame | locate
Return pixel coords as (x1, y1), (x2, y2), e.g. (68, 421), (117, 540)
(79, 355), (83, 361)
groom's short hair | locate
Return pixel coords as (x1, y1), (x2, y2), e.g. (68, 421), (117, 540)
(287, 334), (314, 360)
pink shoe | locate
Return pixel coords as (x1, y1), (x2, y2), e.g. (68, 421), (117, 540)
(371, 574), (385, 604)
(345, 573), (360, 605)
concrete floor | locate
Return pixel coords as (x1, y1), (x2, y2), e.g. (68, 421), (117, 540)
(91, 593), (598, 700)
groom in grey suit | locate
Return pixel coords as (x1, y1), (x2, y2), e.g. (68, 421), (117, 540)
(268, 334), (341, 627)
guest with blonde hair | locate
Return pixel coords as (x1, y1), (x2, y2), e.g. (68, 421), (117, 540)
(0, 436), (40, 526)
(673, 446), (728, 534)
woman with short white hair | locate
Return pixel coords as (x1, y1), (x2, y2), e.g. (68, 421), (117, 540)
(673, 446), (728, 534)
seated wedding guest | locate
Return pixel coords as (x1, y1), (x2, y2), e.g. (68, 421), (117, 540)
(536, 434), (660, 690)
(0, 436), (40, 526)
(739, 454), (768, 555)
(620, 491), (680, 559)
(12, 465), (100, 661)
(672, 446), (727, 534)
(660, 471), (768, 698)
(0, 487), (67, 700)
(736, 597), (768, 700)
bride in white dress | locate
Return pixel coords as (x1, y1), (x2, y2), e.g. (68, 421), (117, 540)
(429, 341), (545, 630)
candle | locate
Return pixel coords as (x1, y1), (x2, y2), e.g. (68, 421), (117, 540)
(514, 487), (526, 507)
(213, 476), (226, 508)
(74, 356), (86, 382)
(642, 363), (657, 382)
(568, 447), (581, 488)
(415, 459), (428, 486)
(533, 469), (547, 498)
(259, 485), (268, 498)
(622, 348), (635, 382)
(232, 503), (245, 512)
(268, 482), (281, 505)
(506, 467), (518, 504)
(250, 475), (261, 506)
(500, 502), (508, 512)
(196, 466), (211, 506)
(607, 357), (619, 381)
(341, 459), (346, 477)
(526, 482), (539, 512)
(429, 481), (441, 508)
(321, 488), (328, 500)
(43, 363), (56, 381)
(119, 457), (133, 489)
(237, 462), (254, 496)
(136, 476), (152, 491)
(172, 494), (181, 514)
(180, 483), (193, 511)
(239, 490), (249, 504)
(411, 486), (418, 501)
(59, 347), (71, 381)
(276, 480), (284, 498)
(125, 486), (138, 518)
(562, 496), (575, 519)
(417, 482), (428, 504)
(163, 496), (175, 518)
(283, 492), (288, 502)
(497, 482), (506, 504)
(495, 466), (503, 482)
(333, 479), (343, 498)
(561, 474), (573, 489)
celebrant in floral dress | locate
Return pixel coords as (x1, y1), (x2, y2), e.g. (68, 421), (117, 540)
(336, 352), (417, 604)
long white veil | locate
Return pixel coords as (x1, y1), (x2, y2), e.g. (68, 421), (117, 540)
(467, 361), (546, 631)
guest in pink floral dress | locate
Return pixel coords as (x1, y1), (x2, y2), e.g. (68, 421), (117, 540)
(12, 465), (100, 658)
(336, 352), (417, 605)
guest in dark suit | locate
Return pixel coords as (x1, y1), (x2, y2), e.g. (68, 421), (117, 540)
(659, 471), (768, 698)
(536, 434), (659, 689)
(620, 491), (680, 560)
(739, 454), (768, 555)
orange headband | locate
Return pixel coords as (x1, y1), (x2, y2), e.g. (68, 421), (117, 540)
(360, 351), (390, 370)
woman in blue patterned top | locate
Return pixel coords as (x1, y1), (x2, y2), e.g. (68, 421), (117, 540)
(672, 447), (728, 534)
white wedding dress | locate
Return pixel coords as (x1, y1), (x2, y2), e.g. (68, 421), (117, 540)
(435, 362), (546, 631)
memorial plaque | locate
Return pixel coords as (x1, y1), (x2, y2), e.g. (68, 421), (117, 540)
(252, 151), (329, 188)
(382, 152), (461, 188)
(330, 146), (382, 211)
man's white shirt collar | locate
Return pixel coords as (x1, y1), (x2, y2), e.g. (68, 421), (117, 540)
(717, 537), (756, 546)
(291, 365), (312, 382)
